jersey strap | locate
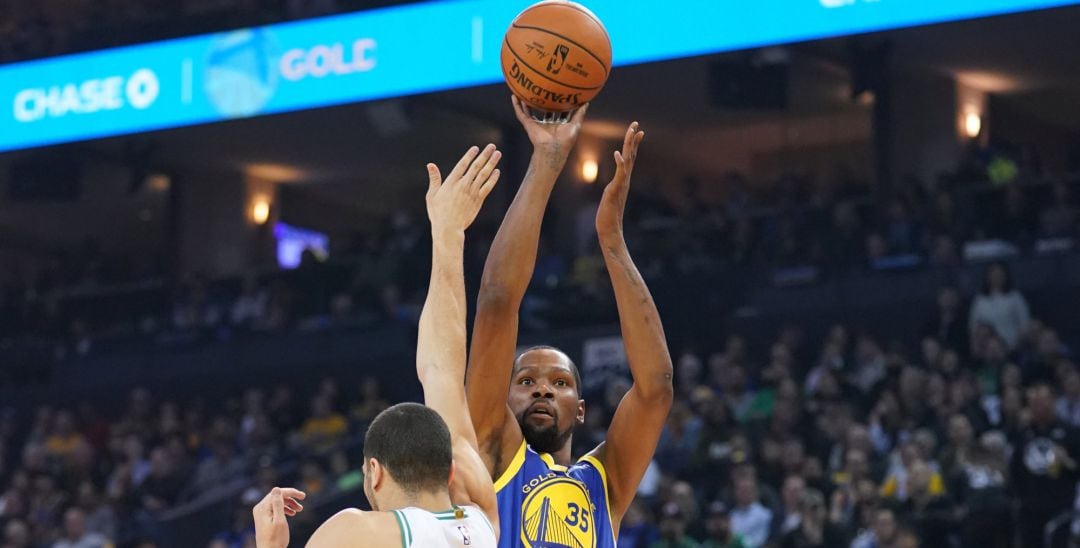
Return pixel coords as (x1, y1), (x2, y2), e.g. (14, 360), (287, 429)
(392, 509), (413, 548)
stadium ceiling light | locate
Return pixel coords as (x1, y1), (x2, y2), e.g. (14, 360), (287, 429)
(964, 111), (982, 139)
(580, 157), (599, 184)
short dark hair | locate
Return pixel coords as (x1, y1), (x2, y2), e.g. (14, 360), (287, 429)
(363, 403), (452, 495)
(514, 345), (583, 394)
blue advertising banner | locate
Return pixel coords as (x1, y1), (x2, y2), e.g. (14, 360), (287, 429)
(0, 0), (1074, 152)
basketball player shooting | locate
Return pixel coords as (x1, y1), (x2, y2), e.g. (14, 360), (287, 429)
(466, 97), (674, 548)
(252, 144), (504, 548)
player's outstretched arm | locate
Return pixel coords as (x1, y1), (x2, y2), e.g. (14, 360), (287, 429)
(417, 144), (502, 533)
(586, 123), (674, 530)
(466, 97), (587, 475)
(306, 508), (402, 547)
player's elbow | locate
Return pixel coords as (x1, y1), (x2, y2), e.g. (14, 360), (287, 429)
(635, 372), (674, 407)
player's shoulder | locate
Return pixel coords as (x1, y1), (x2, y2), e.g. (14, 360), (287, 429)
(306, 508), (401, 548)
(573, 443), (609, 476)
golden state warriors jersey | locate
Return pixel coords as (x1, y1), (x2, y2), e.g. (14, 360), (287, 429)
(494, 441), (616, 548)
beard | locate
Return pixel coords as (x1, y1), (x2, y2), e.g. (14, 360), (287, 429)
(520, 417), (573, 454)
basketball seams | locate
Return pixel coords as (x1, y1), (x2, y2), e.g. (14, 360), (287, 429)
(510, 23), (610, 75)
(502, 0), (611, 112)
(503, 38), (603, 91)
(518, 1), (608, 36)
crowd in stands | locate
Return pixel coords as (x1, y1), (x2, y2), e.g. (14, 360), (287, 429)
(610, 264), (1077, 548)
(0, 148), (1078, 546)
(3, 167), (1077, 368)
(0, 375), (390, 547)
(0, 257), (1076, 547)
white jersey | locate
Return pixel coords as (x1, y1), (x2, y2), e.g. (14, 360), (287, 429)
(391, 505), (496, 547)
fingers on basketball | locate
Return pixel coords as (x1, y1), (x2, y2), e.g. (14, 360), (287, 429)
(570, 103), (589, 125)
(511, 96), (532, 124)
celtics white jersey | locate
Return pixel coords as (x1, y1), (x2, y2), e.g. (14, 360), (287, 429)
(391, 505), (497, 547)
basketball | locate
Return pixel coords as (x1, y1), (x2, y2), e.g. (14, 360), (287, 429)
(500, 1), (612, 113)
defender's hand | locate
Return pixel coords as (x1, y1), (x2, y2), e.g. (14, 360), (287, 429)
(426, 144), (502, 235)
(253, 487), (306, 548)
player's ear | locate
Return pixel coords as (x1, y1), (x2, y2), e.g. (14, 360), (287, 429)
(576, 399), (586, 425)
(368, 458), (383, 490)
(447, 459), (456, 488)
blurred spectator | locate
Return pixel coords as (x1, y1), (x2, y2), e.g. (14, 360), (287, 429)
(3, 519), (31, 548)
(777, 489), (845, 548)
(656, 402), (703, 476)
(43, 411), (89, 468)
(298, 397), (347, 454)
(230, 274), (268, 329)
(651, 502), (701, 548)
(969, 262), (1030, 350)
(52, 508), (110, 548)
(349, 378), (389, 425)
(729, 475), (772, 548)
(772, 475), (806, 537)
(850, 507), (899, 548)
(74, 483), (115, 541)
(922, 286), (968, 356)
(1011, 383), (1080, 548)
(619, 498), (660, 547)
(1057, 366), (1080, 427)
(953, 432), (1012, 548)
(700, 501), (744, 548)
(207, 506), (255, 548)
(848, 335), (887, 396)
(188, 442), (244, 499)
(893, 460), (955, 546)
(135, 449), (185, 512)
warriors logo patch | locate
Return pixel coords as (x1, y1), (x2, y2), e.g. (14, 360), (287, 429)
(520, 477), (596, 548)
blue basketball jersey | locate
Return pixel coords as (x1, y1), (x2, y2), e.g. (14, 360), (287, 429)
(494, 441), (616, 548)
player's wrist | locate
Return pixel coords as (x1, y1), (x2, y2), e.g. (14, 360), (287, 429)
(431, 225), (466, 243)
(597, 228), (627, 247)
(531, 142), (571, 163)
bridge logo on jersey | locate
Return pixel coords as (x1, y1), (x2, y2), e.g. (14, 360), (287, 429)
(520, 477), (596, 548)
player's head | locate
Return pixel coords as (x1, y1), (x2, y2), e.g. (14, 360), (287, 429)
(362, 403), (453, 510)
(509, 346), (585, 454)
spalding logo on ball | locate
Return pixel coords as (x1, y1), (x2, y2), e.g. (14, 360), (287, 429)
(500, 0), (612, 113)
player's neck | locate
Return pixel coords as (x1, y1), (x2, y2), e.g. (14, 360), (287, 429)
(551, 440), (574, 467)
(382, 488), (454, 513)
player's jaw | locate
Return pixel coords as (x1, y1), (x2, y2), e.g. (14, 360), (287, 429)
(517, 401), (573, 455)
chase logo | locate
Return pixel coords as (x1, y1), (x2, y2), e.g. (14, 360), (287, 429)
(520, 477), (595, 548)
(204, 29), (279, 118)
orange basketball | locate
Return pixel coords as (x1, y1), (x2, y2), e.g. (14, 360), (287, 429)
(500, 1), (612, 113)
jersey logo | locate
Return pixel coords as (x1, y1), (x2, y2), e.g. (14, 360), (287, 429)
(520, 477), (596, 548)
(458, 524), (472, 545)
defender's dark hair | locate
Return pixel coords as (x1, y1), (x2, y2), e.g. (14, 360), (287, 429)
(363, 403), (452, 495)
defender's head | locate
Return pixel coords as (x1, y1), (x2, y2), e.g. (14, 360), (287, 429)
(509, 346), (585, 454)
(362, 403), (453, 510)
